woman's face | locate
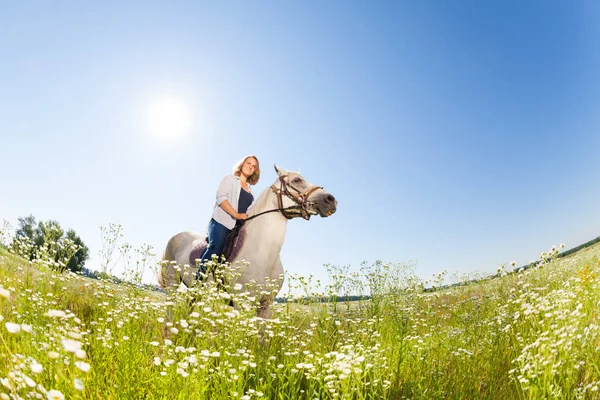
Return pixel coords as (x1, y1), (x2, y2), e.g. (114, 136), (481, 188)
(241, 157), (258, 178)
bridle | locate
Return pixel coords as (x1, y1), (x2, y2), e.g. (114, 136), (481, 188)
(245, 174), (323, 221)
(271, 174), (323, 220)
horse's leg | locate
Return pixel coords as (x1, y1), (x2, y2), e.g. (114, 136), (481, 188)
(160, 262), (203, 339)
(181, 264), (198, 288)
(257, 256), (284, 320)
(162, 284), (173, 340)
(163, 262), (181, 328)
(258, 297), (273, 319)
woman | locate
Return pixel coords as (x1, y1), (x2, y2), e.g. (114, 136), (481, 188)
(197, 155), (260, 278)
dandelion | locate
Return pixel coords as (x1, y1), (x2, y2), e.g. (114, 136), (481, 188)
(74, 378), (84, 391)
(75, 361), (91, 373)
(46, 310), (66, 318)
(577, 265), (596, 285)
(5, 322), (21, 334)
(46, 390), (64, 400)
(62, 339), (82, 353)
(0, 378), (11, 390)
(0, 287), (10, 299)
(23, 374), (36, 387)
(30, 362), (44, 374)
(177, 368), (189, 377)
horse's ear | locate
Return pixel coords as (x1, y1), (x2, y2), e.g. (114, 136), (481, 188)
(274, 164), (285, 176)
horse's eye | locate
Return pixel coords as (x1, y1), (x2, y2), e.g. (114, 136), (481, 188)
(292, 177), (303, 184)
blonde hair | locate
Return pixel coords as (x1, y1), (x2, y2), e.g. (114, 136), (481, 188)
(233, 155), (260, 185)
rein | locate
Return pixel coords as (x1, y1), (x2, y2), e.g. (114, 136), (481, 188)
(244, 207), (294, 221)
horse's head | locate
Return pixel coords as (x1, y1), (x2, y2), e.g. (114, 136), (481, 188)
(271, 164), (337, 220)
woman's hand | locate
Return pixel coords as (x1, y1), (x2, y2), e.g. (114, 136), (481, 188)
(219, 200), (247, 220)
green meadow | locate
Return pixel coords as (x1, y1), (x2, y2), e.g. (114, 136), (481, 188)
(1, 235), (600, 399)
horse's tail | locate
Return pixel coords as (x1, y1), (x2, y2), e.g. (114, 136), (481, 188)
(157, 251), (168, 289)
(158, 238), (176, 289)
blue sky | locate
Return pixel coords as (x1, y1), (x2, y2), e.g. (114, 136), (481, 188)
(1, 1), (599, 288)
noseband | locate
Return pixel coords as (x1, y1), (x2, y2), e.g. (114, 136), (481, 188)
(270, 175), (323, 220)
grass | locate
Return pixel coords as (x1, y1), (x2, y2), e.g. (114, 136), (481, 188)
(1, 239), (600, 399)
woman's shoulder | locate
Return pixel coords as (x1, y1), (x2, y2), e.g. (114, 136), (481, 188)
(221, 173), (239, 182)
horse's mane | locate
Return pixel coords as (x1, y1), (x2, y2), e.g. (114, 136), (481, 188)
(248, 185), (274, 218)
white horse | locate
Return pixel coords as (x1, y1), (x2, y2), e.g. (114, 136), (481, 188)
(158, 164), (337, 318)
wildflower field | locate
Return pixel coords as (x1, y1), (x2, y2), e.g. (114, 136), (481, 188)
(1, 237), (600, 400)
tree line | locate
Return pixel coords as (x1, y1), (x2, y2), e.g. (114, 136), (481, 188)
(8, 214), (89, 272)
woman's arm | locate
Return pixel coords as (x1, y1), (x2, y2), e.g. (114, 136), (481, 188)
(216, 175), (236, 206)
(219, 200), (247, 220)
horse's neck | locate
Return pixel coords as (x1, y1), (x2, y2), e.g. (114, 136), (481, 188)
(244, 191), (288, 261)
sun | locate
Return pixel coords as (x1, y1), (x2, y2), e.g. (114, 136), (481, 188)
(146, 95), (192, 141)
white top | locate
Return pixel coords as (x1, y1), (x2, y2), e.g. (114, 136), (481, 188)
(211, 174), (255, 230)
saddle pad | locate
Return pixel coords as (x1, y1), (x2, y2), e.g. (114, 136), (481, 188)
(189, 239), (208, 267)
(224, 226), (246, 262)
(188, 227), (247, 267)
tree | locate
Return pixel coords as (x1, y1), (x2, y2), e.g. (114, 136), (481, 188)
(13, 215), (89, 272)
(14, 214), (41, 259)
(16, 215), (41, 243)
(38, 220), (64, 244)
(65, 229), (90, 273)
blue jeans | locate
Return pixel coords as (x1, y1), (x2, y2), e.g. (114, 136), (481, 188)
(196, 218), (230, 279)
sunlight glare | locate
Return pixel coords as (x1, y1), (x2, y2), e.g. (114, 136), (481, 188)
(146, 95), (192, 141)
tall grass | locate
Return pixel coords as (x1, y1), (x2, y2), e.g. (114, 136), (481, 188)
(1, 231), (600, 399)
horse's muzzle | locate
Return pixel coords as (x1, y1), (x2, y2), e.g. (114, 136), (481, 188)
(313, 192), (337, 217)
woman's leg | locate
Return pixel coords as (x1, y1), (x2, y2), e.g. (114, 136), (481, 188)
(196, 219), (230, 279)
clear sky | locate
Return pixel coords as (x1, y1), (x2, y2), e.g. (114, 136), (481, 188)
(1, 1), (599, 288)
